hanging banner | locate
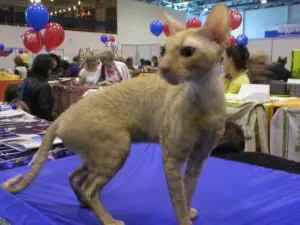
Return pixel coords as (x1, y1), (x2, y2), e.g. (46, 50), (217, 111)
(265, 24), (300, 38)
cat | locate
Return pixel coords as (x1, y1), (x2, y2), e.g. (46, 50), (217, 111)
(2, 3), (231, 225)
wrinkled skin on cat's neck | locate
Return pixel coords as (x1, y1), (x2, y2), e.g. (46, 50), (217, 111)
(2, 3), (231, 225)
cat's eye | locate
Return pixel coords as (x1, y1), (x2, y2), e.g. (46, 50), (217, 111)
(180, 47), (196, 57)
(160, 46), (166, 57)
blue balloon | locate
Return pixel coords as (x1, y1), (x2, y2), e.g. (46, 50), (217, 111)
(0, 43), (4, 51)
(150, 20), (163, 37)
(7, 48), (13, 54)
(236, 34), (248, 46)
(18, 49), (24, 54)
(25, 3), (49, 31)
(100, 34), (108, 44)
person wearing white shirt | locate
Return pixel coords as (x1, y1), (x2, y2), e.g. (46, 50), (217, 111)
(79, 49), (130, 85)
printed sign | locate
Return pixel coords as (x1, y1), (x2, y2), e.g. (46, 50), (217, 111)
(265, 24), (300, 38)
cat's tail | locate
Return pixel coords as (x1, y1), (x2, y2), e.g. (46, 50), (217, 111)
(1, 120), (60, 194)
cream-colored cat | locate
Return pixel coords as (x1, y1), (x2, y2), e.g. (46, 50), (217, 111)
(2, 3), (230, 225)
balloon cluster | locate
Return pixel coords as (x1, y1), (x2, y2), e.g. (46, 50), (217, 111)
(227, 10), (248, 47)
(227, 35), (248, 47)
(100, 35), (115, 44)
(23, 3), (65, 54)
(100, 35), (118, 53)
(150, 17), (202, 37)
(0, 43), (13, 57)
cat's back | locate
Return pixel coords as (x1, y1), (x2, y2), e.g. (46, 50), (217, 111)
(62, 74), (168, 124)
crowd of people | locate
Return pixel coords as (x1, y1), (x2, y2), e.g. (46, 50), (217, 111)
(4, 44), (292, 123)
(4, 50), (161, 121)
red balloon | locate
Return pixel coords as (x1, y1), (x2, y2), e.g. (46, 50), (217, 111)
(163, 22), (170, 36)
(229, 10), (242, 30)
(42, 22), (65, 50)
(227, 35), (236, 46)
(186, 18), (202, 29)
(23, 29), (43, 54)
(108, 36), (115, 42)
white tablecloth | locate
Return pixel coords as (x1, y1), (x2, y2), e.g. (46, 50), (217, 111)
(270, 107), (300, 162)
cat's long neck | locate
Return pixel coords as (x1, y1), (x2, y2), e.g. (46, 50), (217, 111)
(183, 65), (225, 112)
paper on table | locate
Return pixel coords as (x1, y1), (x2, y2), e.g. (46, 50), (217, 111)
(1, 135), (63, 152)
(238, 84), (270, 102)
(287, 79), (300, 84)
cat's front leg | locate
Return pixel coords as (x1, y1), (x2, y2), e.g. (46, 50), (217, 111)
(184, 130), (223, 220)
(163, 148), (191, 225)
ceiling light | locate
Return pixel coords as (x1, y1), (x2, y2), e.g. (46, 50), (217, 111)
(55, 11), (57, 14)
(68, 7), (71, 11)
(50, 12), (53, 15)
(261, 0), (267, 3)
(63, 9), (66, 12)
(30, 0), (34, 2)
(59, 9), (61, 13)
(74, 6), (76, 10)
(78, 1), (81, 5)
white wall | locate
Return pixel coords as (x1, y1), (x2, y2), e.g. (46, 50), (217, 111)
(0, 0), (186, 69)
(117, 0), (186, 45)
(244, 6), (288, 39)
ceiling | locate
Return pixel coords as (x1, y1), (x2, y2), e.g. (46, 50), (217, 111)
(135, 0), (300, 16)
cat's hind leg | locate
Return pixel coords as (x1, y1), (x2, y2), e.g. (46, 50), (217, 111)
(68, 163), (89, 208)
(78, 131), (131, 225)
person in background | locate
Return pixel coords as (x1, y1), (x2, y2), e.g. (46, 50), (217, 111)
(151, 56), (159, 67)
(223, 44), (250, 94)
(269, 56), (292, 82)
(247, 50), (275, 84)
(126, 57), (139, 78)
(79, 51), (100, 85)
(60, 60), (72, 77)
(4, 84), (30, 113)
(70, 56), (81, 77)
(14, 56), (28, 79)
(138, 58), (145, 70)
(116, 56), (126, 64)
(143, 60), (153, 72)
(97, 49), (131, 85)
(21, 54), (54, 121)
(49, 53), (66, 79)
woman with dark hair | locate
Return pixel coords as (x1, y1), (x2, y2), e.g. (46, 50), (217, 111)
(21, 54), (54, 121)
(49, 53), (66, 78)
(151, 56), (159, 67)
(223, 44), (250, 94)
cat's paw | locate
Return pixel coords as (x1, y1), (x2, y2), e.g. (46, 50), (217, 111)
(189, 208), (198, 220)
(104, 220), (125, 225)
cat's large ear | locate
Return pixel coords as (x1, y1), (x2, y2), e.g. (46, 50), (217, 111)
(202, 3), (231, 45)
(164, 12), (185, 35)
